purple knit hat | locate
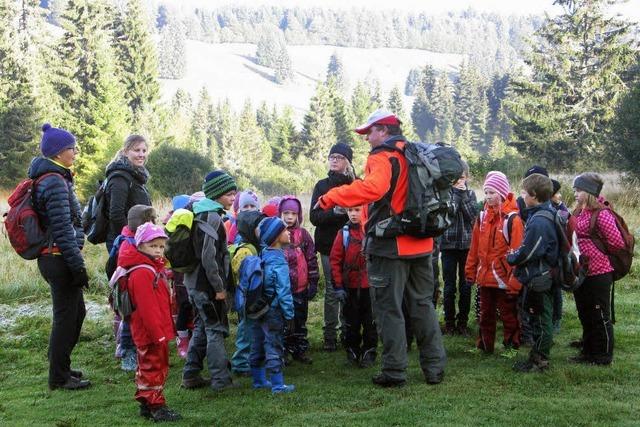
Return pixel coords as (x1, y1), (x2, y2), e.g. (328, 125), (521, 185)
(40, 123), (76, 158)
(483, 171), (510, 200)
(135, 222), (168, 247)
(278, 195), (303, 224)
(236, 190), (261, 212)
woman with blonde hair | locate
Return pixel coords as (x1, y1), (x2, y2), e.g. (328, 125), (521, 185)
(104, 134), (152, 371)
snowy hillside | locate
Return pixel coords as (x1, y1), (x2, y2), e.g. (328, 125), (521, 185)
(159, 41), (465, 120)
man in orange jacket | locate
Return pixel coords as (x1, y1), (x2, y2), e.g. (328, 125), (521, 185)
(317, 109), (446, 387)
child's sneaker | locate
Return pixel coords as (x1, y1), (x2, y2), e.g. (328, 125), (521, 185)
(120, 349), (137, 372)
(500, 347), (519, 359)
(150, 406), (182, 422)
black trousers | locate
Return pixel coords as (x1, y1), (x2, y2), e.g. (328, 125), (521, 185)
(37, 255), (86, 386)
(574, 273), (614, 363)
(344, 287), (377, 355)
(441, 249), (471, 326)
(284, 291), (310, 357)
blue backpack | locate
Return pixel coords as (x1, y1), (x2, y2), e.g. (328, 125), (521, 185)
(105, 234), (136, 279)
(235, 255), (274, 320)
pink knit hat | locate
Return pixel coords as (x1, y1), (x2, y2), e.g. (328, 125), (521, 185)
(483, 171), (510, 200)
(135, 222), (168, 247)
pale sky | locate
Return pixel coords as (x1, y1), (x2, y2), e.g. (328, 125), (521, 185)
(173, 0), (640, 20)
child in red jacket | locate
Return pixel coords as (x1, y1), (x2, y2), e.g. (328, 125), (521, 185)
(330, 206), (377, 367)
(118, 223), (180, 422)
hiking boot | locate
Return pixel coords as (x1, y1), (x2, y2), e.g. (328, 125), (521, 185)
(359, 348), (376, 369)
(49, 376), (91, 391)
(456, 323), (471, 337)
(567, 354), (593, 365)
(139, 403), (152, 419)
(425, 371), (444, 385)
(70, 369), (83, 379)
(150, 406), (182, 422)
(293, 352), (313, 365)
(569, 339), (584, 348)
(323, 339), (337, 352)
(513, 354), (549, 373)
(181, 375), (209, 389)
(371, 373), (406, 388)
(442, 323), (456, 336)
(211, 381), (240, 392)
(120, 349), (137, 372)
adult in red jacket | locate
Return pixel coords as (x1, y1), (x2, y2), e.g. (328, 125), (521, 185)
(317, 110), (446, 387)
(117, 224), (179, 422)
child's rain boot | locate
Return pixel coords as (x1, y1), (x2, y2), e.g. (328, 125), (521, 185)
(251, 367), (272, 389)
(176, 330), (190, 359)
(270, 371), (295, 394)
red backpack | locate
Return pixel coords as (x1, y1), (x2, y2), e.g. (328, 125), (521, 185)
(589, 203), (635, 282)
(3, 173), (58, 260)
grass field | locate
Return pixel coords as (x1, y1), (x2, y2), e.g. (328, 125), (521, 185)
(1, 195), (639, 426)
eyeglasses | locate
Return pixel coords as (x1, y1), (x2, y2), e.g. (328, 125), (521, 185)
(328, 155), (347, 162)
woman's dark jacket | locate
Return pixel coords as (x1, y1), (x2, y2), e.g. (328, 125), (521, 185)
(310, 171), (353, 255)
(28, 157), (85, 272)
(104, 158), (151, 242)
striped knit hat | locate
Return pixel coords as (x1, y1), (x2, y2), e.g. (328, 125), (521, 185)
(483, 171), (510, 200)
(202, 170), (237, 201)
(257, 217), (287, 248)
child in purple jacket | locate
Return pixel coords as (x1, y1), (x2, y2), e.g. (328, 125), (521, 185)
(279, 196), (319, 364)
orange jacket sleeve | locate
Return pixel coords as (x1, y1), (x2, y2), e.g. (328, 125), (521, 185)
(465, 219), (480, 283)
(319, 154), (392, 210)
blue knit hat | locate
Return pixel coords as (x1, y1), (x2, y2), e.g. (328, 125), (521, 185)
(202, 170), (237, 201)
(258, 217), (287, 248)
(40, 123), (76, 158)
(172, 194), (190, 211)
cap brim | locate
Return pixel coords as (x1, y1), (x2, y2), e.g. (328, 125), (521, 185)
(354, 124), (372, 135)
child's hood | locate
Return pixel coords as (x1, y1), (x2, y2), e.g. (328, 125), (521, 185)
(278, 195), (303, 224)
(117, 242), (165, 272)
(193, 198), (224, 215)
(236, 210), (265, 247)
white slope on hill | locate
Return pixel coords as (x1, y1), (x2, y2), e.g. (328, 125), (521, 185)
(160, 41), (465, 120)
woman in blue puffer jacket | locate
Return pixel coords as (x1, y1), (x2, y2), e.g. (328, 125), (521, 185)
(29, 124), (90, 391)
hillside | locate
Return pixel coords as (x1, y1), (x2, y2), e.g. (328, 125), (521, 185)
(159, 41), (465, 120)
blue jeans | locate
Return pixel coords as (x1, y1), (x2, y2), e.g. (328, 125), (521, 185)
(250, 308), (285, 374)
(183, 288), (231, 389)
(231, 311), (251, 373)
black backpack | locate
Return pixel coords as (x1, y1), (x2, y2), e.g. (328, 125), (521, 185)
(372, 137), (464, 238)
(82, 172), (132, 245)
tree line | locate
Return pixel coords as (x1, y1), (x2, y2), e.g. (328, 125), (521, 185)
(1, 0), (639, 199)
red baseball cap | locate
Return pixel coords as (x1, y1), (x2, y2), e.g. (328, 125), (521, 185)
(354, 109), (401, 134)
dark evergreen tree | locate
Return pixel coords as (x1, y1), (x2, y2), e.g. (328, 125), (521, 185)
(326, 51), (346, 92)
(610, 70), (640, 176)
(190, 86), (213, 156)
(387, 85), (405, 118)
(404, 67), (421, 96)
(301, 82), (336, 161)
(506, 0), (637, 168)
(271, 105), (296, 167)
(112, 0), (159, 117)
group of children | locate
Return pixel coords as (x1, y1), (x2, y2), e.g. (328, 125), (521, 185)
(107, 164), (625, 421)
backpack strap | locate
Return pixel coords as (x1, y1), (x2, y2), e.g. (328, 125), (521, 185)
(108, 264), (158, 288)
(501, 211), (518, 245)
(195, 212), (221, 240)
(342, 225), (350, 250)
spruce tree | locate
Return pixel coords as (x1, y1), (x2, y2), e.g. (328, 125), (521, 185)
(0, 0), (40, 186)
(233, 99), (271, 173)
(326, 51), (346, 92)
(410, 65), (437, 140)
(506, 0), (637, 168)
(301, 82), (336, 161)
(431, 73), (455, 140)
(387, 85), (405, 118)
(610, 72), (640, 177)
(212, 99), (236, 167)
(271, 106), (297, 167)
(113, 0), (159, 117)
(53, 0), (129, 193)
(190, 86), (213, 156)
